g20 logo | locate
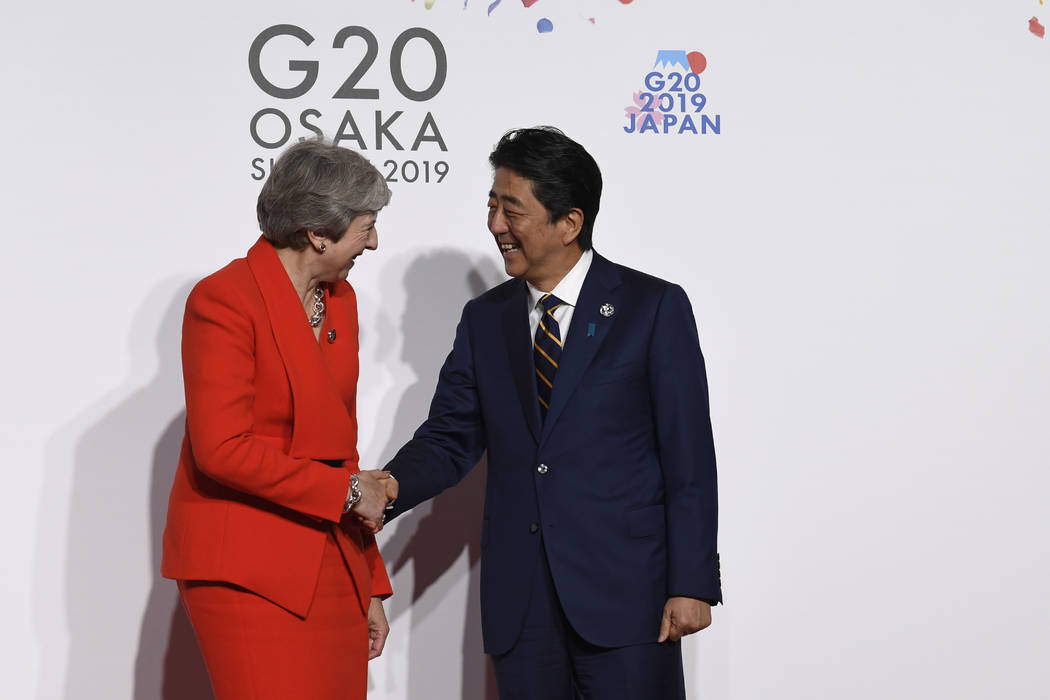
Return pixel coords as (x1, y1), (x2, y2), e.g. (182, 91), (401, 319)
(639, 72), (706, 113)
(248, 24), (450, 183)
(623, 50), (721, 136)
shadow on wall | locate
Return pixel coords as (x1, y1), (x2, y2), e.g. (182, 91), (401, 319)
(133, 404), (213, 700)
(374, 250), (503, 700)
(34, 251), (503, 699)
(34, 280), (212, 700)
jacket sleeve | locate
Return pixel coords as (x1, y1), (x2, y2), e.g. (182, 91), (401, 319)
(648, 284), (722, 604)
(384, 303), (487, 520)
(181, 277), (349, 522)
(363, 534), (392, 599)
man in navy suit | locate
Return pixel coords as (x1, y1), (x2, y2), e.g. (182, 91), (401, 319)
(382, 127), (721, 699)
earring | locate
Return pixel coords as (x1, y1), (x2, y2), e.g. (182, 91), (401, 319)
(319, 242), (326, 253)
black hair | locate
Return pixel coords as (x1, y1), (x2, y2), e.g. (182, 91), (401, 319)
(488, 126), (602, 251)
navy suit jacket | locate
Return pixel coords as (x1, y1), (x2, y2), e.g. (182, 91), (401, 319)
(386, 252), (721, 655)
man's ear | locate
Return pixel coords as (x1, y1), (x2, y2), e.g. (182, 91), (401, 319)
(559, 208), (584, 247)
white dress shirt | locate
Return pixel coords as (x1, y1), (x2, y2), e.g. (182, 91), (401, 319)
(526, 249), (594, 349)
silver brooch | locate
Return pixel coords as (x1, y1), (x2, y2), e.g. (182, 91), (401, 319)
(600, 303), (615, 318)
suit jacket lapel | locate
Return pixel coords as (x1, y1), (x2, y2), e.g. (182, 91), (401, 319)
(246, 238), (357, 460)
(539, 253), (622, 446)
(502, 280), (541, 442)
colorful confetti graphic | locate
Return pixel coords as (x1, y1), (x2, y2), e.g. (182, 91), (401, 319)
(413, 0), (633, 32)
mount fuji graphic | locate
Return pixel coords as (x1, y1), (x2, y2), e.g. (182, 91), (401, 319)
(652, 50), (690, 72)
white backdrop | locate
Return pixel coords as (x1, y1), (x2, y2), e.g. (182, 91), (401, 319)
(3, 1), (1049, 698)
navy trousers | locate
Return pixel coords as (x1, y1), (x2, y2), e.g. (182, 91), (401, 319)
(491, 544), (686, 700)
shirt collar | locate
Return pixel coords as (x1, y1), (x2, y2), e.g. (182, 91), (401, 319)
(527, 248), (594, 310)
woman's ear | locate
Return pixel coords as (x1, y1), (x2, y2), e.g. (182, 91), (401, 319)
(305, 230), (326, 253)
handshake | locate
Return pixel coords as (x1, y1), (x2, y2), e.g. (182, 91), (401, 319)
(347, 470), (400, 534)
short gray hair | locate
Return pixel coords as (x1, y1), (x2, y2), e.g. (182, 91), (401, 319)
(256, 139), (392, 249)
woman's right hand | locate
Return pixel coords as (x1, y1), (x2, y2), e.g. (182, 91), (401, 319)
(351, 470), (391, 533)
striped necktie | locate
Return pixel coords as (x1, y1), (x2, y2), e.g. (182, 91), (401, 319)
(534, 293), (564, 420)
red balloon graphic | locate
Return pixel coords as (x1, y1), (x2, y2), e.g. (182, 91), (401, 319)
(687, 51), (707, 74)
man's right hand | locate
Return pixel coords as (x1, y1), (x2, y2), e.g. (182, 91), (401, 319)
(351, 470), (391, 533)
(384, 473), (399, 505)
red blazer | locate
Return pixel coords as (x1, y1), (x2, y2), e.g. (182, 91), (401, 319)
(161, 238), (391, 616)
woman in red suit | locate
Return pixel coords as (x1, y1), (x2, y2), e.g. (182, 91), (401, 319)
(162, 139), (396, 699)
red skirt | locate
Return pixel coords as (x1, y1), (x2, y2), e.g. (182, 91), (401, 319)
(179, 530), (369, 700)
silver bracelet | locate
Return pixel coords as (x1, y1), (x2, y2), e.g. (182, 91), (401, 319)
(343, 473), (362, 514)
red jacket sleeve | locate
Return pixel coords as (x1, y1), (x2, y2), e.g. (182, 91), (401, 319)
(362, 534), (392, 599)
(182, 276), (349, 522)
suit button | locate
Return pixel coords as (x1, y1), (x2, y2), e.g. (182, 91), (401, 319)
(529, 523), (539, 534)
(537, 464), (549, 475)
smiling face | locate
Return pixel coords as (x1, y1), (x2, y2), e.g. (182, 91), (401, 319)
(315, 212), (379, 282)
(487, 168), (582, 291)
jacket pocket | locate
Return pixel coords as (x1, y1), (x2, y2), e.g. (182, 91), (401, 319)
(626, 504), (665, 539)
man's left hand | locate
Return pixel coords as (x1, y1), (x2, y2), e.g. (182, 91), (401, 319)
(657, 596), (711, 643)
